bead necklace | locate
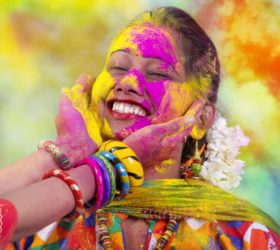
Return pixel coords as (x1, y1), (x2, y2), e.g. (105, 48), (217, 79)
(96, 209), (178, 250)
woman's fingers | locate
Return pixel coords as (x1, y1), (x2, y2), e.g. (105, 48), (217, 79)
(73, 73), (95, 98)
(160, 99), (205, 135)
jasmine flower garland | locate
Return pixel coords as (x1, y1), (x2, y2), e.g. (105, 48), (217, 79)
(200, 113), (250, 190)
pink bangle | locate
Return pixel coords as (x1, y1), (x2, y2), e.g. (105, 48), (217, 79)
(79, 157), (104, 212)
(42, 169), (84, 221)
(38, 140), (72, 170)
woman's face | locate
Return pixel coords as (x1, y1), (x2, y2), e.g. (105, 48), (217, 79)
(91, 24), (195, 139)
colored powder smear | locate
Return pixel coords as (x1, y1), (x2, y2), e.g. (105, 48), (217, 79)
(0, 0), (279, 223)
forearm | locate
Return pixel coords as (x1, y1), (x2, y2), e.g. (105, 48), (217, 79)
(0, 142), (98, 196)
(2, 165), (95, 241)
(0, 150), (57, 196)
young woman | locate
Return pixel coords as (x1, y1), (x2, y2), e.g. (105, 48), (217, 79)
(1, 6), (280, 250)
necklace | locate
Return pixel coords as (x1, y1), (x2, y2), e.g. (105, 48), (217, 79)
(96, 209), (177, 249)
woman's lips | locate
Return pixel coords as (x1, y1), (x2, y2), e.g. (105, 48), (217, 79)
(107, 99), (151, 119)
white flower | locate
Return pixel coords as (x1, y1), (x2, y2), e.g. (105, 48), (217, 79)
(199, 113), (249, 190)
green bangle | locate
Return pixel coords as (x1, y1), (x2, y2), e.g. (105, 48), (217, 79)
(96, 153), (116, 203)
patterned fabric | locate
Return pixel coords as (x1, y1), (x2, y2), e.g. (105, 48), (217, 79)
(6, 212), (280, 249)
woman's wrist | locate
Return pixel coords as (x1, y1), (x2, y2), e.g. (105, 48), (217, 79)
(53, 138), (98, 166)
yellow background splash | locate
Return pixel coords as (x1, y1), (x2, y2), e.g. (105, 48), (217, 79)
(0, 1), (279, 224)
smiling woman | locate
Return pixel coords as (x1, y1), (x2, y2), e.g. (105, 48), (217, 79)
(97, 24), (194, 139)
(0, 6), (280, 250)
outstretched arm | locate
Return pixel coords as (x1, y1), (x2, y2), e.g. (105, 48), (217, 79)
(0, 74), (99, 196)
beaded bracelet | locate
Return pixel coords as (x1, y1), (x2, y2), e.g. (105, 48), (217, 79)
(79, 157), (105, 212)
(42, 169), (84, 221)
(38, 140), (72, 170)
(100, 151), (130, 200)
(95, 153), (116, 203)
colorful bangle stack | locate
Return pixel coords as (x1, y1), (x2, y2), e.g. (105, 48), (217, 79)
(99, 140), (144, 187)
(79, 156), (106, 213)
(71, 140), (144, 212)
(42, 169), (84, 221)
(96, 153), (116, 204)
(38, 140), (72, 170)
(100, 151), (130, 200)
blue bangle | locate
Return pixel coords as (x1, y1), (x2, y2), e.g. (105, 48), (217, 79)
(100, 151), (130, 200)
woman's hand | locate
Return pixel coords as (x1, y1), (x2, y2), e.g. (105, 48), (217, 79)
(55, 74), (102, 164)
(123, 100), (205, 174)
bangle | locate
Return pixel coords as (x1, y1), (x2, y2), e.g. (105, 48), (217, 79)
(79, 157), (104, 212)
(42, 169), (84, 221)
(91, 156), (111, 207)
(96, 153), (116, 203)
(99, 140), (144, 187)
(100, 151), (130, 200)
(0, 199), (18, 249)
(38, 140), (72, 170)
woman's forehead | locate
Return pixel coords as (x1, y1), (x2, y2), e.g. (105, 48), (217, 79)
(107, 24), (179, 66)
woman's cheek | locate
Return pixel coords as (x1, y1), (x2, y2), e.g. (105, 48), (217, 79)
(151, 82), (193, 124)
(91, 70), (114, 108)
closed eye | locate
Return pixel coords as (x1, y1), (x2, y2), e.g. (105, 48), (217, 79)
(147, 71), (170, 79)
(111, 66), (128, 72)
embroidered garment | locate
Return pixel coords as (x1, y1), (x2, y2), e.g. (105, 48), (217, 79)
(7, 179), (280, 249)
(7, 213), (280, 249)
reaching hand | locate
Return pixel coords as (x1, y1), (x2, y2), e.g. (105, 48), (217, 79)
(55, 74), (102, 164)
(123, 100), (205, 173)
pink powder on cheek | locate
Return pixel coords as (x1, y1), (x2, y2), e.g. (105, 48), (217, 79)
(116, 116), (152, 139)
(130, 26), (177, 66)
(145, 81), (167, 115)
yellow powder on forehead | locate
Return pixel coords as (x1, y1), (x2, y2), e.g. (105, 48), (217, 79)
(106, 26), (139, 60)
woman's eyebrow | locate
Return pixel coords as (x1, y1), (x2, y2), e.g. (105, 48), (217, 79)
(110, 49), (129, 56)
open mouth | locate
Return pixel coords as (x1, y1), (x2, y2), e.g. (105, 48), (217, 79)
(107, 100), (150, 117)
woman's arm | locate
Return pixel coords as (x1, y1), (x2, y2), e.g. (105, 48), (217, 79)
(0, 150), (57, 196)
(2, 164), (96, 241)
(0, 74), (98, 196)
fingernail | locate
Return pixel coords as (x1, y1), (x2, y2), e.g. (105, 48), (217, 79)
(76, 74), (89, 85)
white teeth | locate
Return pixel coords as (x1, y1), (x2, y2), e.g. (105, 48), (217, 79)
(112, 101), (147, 116)
(119, 103), (125, 113)
(124, 105), (130, 114)
(112, 102), (117, 111)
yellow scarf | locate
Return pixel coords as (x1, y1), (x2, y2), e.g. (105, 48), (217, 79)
(105, 179), (280, 235)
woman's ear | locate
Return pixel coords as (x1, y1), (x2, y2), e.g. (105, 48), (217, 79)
(190, 103), (216, 140)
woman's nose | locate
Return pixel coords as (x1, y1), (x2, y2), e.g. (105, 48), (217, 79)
(114, 69), (145, 96)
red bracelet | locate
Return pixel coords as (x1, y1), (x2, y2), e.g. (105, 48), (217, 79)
(38, 140), (73, 170)
(0, 199), (18, 249)
(42, 169), (84, 221)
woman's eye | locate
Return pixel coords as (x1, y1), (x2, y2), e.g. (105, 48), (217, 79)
(111, 66), (128, 72)
(148, 72), (169, 79)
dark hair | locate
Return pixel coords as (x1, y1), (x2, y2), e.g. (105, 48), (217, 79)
(127, 7), (220, 163)
(127, 6), (220, 104)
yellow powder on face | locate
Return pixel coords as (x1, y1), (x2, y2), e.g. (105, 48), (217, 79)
(106, 27), (139, 60)
(90, 70), (115, 139)
(155, 159), (175, 174)
(91, 70), (114, 106)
